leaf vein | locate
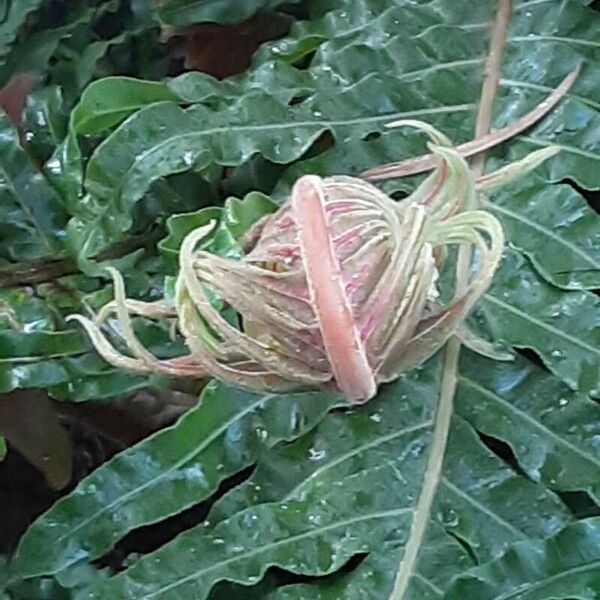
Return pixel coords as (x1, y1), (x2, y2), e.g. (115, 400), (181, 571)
(441, 477), (526, 538)
(284, 419), (434, 501)
(497, 559), (600, 600)
(48, 393), (274, 565)
(510, 35), (600, 48)
(517, 136), (599, 160)
(413, 572), (443, 596)
(459, 376), (600, 469)
(142, 508), (413, 599)
(481, 293), (600, 357)
(485, 201), (600, 270)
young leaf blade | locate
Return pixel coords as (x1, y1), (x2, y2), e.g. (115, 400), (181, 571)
(10, 383), (342, 581)
(444, 517), (600, 599)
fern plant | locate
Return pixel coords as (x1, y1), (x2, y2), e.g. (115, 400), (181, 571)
(1, 0), (599, 599)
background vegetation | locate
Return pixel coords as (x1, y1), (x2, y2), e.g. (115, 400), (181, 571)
(0, 0), (598, 598)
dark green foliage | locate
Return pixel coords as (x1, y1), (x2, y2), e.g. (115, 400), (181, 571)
(0, 0), (599, 598)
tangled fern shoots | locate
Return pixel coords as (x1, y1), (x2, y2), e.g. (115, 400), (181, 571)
(69, 122), (558, 402)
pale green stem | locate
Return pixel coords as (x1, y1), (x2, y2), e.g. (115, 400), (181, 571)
(388, 338), (458, 597)
(388, 1), (512, 597)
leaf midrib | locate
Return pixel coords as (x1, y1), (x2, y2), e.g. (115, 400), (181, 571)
(459, 375), (600, 470)
(26, 393), (273, 577)
(485, 201), (600, 271)
(283, 419), (433, 501)
(496, 559), (600, 600)
(140, 507), (412, 600)
(440, 478), (526, 538)
(481, 293), (600, 357)
(0, 166), (56, 254)
(277, 417), (527, 539)
(0, 350), (87, 364)
(122, 105), (475, 185)
(80, 103), (476, 256)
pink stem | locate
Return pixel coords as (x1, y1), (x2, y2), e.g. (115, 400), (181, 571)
(292, 176), (377, 403)
(361, 66), (579, 181)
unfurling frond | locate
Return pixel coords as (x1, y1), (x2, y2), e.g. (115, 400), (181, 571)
(70, 122), (558, 402)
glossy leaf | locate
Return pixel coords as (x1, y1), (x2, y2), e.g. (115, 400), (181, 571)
(216, 375), (576, 600)
(0, 269), (173, 399)
(444, 517), (600, 599)
(70, 0), (599, 273)
(3, 0), (600, 598)
(73, 361), (571, 599)
(457, 351), (600, 503)
(10, 383), (343, 580)
(62, 365), (439, 599)
(0, 0), (44, 62)
(22, 86), (69, 165)
(0, 2), (115, 88)
(0, 113), (68, 261)
(481, 249), (600, 397)
(71, 78), (180, 135)
(484, 174), (600, 290)
(158, 191), (276, 271)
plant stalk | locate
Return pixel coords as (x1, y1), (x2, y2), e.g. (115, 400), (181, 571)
(388, 1), (512, 597)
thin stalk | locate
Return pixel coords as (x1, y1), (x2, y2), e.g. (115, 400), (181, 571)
(388, 1), (512, 598)
(363, 63), (577, 181)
